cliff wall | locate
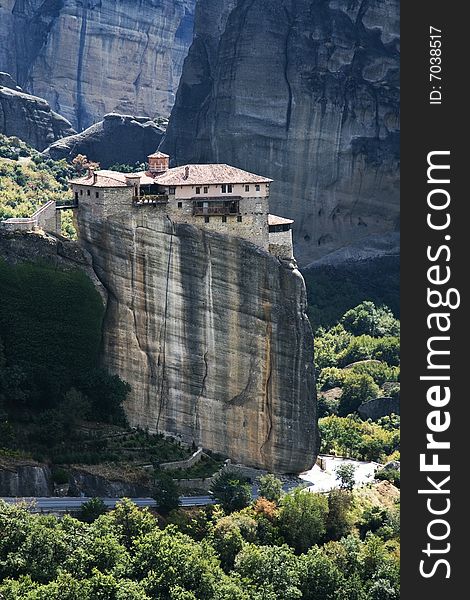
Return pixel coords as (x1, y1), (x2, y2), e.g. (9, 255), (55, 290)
(0, 0), (196, 130)
(77, 209), (317, 473)
(0, 83), (75, 150)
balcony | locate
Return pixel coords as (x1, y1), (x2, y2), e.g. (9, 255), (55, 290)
(192, 197), (240, 216)
(133, 194), (169, 206)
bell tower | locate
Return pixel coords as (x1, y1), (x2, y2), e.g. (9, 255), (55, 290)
(148, 151), (170, 175)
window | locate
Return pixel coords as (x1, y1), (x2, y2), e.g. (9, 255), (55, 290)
(255, 184), (261, 192)
(178, 202), (183, 208)
(80, 189), (83, 196)
(87, 189), (91, 196)
(222, 215), (227, 223)
(95, 191), (99, 198)
(169, 186), (176, 195)
(75, 192), (79, 201)
(204, 186), (209, 194)
(245, 185), (250, 192)
(196, 187), (201, 194)
(221, 184), (233, 194)
(205, 216), (210, 223)
(237, 215), (242, 223)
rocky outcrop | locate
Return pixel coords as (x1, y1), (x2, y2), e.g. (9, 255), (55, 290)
(0, 72), (21, 91)
(358, 396), (399, 420)
(44, 113), (165, 167)
(0, 0), (196, 131)
(77, 209), (317, 473)
(0, 84), (76, 150)
(68, 469), (151, 498)
(162, 0), (400, 266)
(0, 463), (53, 496)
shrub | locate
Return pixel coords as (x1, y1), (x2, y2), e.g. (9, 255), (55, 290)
(79, 497), (108, 522)
(153, 472), (180, 515)
(337, 374), (380, 416)
(278, 488), (329, 553)
(375, 469), (400, 488)
(258, 474), (283, 504)
(341, 302), (400, 338)
(210, 471), (252, 513)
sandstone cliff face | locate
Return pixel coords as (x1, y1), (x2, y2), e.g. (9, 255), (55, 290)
(44, 113), (165, 167)
(0, 83), (75, 150)
(162, 0), (400, 266)
(0, 0), (196, 131)
(77, 210), (317, 473)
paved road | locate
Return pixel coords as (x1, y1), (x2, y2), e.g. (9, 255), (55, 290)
(0, 496), (215, 512)
(1, 456), (381, 513)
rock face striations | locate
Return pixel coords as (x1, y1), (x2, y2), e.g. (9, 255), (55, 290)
(0, 79), (76, 150)
(0, 0), (196, 131)
(45, 113), (166, 167)
(77, 209), (317, 473)
(162, 0), (400, 266)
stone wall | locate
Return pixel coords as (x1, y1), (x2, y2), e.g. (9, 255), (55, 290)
(75, 185), (271, 250)
(269, 229), (294, 260)
(1, 201), (60, 234)
(160, 447), (204, 471)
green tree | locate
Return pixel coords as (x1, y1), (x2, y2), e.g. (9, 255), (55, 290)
(131, 526), (223, 599)
(153, 472), (181, 515)
(325, 489), (353, 541)
(78, 369), (130, 425)
(98, 498), (156, 550)
(297, 548), (345, 600)
(337, 336), (377, 367)
(372, 338), (400, 367)
(79, 498), (108, 523)
(338, 374), (380, 416)
(335, 464), (356, 491)
(341, 302), (399, 338)
(210, 472), (252, 513)
(234, 544), (302, 600)
(278, 489), (329, 553)
(210, 518), (244, 572)
(258, 474), (283, 504)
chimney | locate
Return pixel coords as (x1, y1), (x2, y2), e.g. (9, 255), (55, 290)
(183, 166), (190, 180)
(93, 171), (98, 184)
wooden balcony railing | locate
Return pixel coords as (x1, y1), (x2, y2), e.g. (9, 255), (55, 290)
(192, 205), (239, 216)
(133, 194), (169, 206)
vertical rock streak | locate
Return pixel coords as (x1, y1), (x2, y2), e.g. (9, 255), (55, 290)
(76, 4), (89, 130)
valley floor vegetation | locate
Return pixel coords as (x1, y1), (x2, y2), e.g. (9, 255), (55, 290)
(0, 472), (400, 600)
(314, 302), (400, 475)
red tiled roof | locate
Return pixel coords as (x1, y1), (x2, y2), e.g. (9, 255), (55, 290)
(268, 214), (294, 226)
(148, 151), (169, 159)
(70, 164), (272, 188)
(70, 170), (155, 188)
(154, 164), (273, 186)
